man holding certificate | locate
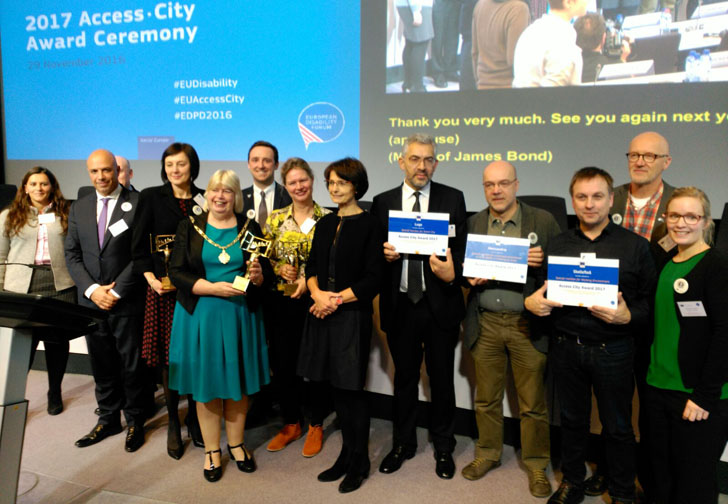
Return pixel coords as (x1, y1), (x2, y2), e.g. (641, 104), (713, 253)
(371, 133), (467, 480)
(525, 167), (656, 504)
(461, 161), (561, 497)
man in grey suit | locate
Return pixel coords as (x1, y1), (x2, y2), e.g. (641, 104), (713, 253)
(461, 161), (560, 497)
(241, 140), (292, 227)
(65, 149), (148, 452)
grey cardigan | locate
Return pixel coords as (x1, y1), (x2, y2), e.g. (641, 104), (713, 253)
(0, 207), (74, 293)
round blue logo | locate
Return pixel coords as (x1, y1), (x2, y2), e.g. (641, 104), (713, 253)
(298, 102), (345, 150)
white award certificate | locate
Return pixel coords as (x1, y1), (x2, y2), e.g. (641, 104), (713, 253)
(462, 234), (529, 284)
(388, 210), (450, 256)
(547, 255), (619, 308)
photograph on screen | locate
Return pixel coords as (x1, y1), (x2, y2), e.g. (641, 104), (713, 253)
(384, 0), (728, 93)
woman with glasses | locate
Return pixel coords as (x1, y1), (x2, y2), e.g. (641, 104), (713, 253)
(263, 158), (332, 457)
(646, 187), (728, 503)
(168, 170), (270, 482)
(297, 158), (382, 493)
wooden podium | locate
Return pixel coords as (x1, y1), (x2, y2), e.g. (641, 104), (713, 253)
(0, 292), (106, 504)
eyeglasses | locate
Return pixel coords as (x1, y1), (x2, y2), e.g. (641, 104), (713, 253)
(626, 152), (669, 163)
(664, 213), (704, 225)
(483, 179), (517, 191)
(326, 179), (351, 189)
(406, 155), (436, 168)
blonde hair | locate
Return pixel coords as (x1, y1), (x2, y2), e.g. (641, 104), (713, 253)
(665, 186), (715, 245)
(205, 170), (243, 214)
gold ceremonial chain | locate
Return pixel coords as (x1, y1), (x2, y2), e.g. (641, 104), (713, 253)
(189, 216), (249, 264)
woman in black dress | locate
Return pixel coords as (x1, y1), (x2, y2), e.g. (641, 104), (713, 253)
(297, 157), (383, 493)
(132, 142), (205, 458)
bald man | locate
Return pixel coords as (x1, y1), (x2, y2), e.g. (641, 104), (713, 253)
(461, 161), (561, 497)
(65, 149), (148, 452)
(115, 155), (136, 191)
(612, 131), (674, 247)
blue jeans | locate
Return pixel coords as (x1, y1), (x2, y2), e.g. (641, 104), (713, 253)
(551, 334), (636, 499)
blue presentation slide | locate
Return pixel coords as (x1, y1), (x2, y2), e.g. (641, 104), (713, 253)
(1, 2), (360, 161)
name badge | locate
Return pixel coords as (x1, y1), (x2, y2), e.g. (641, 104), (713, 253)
(448, 224), (456, 238)
(108, 219), (129, 237)
(300, 217), (316, 235)
(658, 234), (676, 253)
(38, 213), (56, 224)
(194, 194), (206, 207)
(677, 301), (707, 317)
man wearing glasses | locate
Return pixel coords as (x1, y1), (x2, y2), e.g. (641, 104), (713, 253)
(461, 161), (561, 497)
(585, 132), (673, 499)
(612, 131), (674, 247)
(371, 133), (467, 480)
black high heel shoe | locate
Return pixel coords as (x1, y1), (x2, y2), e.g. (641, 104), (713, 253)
(203, 449), (222, 482)
(227, 443), (256, 473)
(167, 417), (183, 460)
(185, 413), (204, 448)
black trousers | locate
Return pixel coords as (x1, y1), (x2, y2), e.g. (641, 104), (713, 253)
(647, 386), (728, 504)
(334, 388), (370, 474)
(387, 293), (458, 453)
(269, 294), (327, 425)
(85, 311), (149, 427)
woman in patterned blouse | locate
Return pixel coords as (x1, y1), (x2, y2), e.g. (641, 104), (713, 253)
(263, 157), (332, 458)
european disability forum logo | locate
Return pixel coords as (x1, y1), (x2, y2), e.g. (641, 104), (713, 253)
(298, 102), (345, 150)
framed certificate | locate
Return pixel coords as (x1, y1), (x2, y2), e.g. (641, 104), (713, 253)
(463, 234), (529, 284)
(547, 254), (619, 308)
(388, 210), (449, 256)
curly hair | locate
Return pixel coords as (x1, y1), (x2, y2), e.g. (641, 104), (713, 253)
(3, 167), (70, 237)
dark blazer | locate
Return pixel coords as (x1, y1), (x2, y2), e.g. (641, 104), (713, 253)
(612, 180), (675, 244)
(242, 182), (292, 216)
(168, 212), (270, 315)
(305, 211), (383, 312)
(462, 201), (562, 352)
(655, 248), (728, 412)
(64, 186), (143, 314)
(131, 182), (205, 277)
(370, 182), (467, 332)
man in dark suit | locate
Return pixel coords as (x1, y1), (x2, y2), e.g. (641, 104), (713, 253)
(240, 140), (292, 431)
(371, 133), (467, 480)
(587, 132), (674, 498)
(241, 140), (292, 228)
(65, 149), (148, 452)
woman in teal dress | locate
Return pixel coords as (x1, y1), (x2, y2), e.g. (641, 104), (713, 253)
(168, 169), (270, 482)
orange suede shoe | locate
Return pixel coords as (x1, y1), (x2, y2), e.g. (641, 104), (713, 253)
(302, 424), (323, 457)
(266, 423), (302, 452)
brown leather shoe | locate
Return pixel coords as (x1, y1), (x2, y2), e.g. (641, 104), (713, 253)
(528, 469), (553, 498)
(266, 423), (302, 452)
(461, 458), (500, 480)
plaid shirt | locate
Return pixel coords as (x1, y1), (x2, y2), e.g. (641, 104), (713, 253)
(623, 184), (663, 240)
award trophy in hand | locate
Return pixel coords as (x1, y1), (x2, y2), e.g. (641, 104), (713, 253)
(276, 241), (306, 297)
(233, 231), (273, 292)
(151, 234), (176, 290)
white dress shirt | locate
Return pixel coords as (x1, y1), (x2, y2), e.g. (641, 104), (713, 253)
(512, 14), (582, 87)
(399, 181), (430, 293)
